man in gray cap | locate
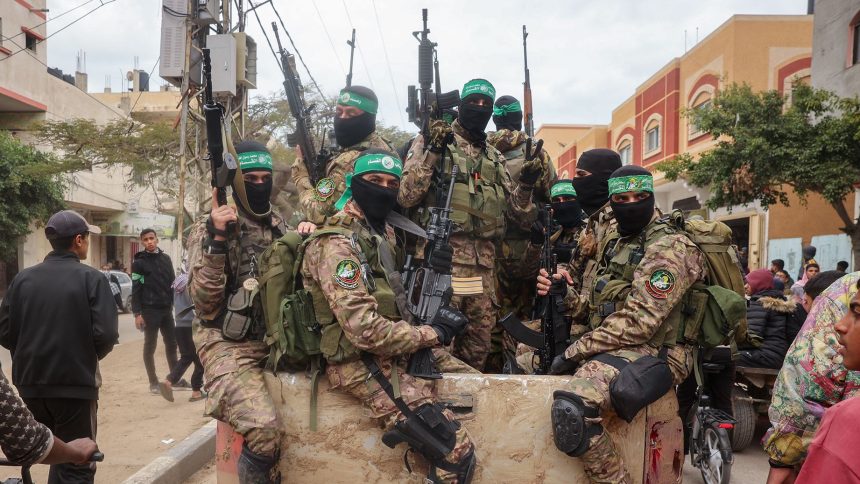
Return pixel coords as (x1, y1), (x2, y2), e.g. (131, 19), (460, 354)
(0, 209), (118, 484)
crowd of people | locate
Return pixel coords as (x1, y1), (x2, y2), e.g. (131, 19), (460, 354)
(0, 79), (857, 484)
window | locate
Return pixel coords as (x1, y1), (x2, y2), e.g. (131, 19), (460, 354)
(689, 99), (711, 137)
(646, 126), (660, 152)
(854, 22), (860, 65)
(25, 32), (37, 52)
(618, 142), (632, 165)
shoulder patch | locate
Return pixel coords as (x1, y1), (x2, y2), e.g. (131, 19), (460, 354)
(333, 259), (361, 289)
(314, 177), (336, 201)
(645, 269), (675, 299)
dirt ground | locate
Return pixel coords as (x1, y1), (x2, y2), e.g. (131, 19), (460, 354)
(8, 338), (212, 484)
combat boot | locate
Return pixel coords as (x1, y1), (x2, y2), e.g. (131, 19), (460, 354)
(237, 445), (280, 484)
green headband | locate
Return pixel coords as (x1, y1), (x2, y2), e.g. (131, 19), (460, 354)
(237, 151), (273, 171)
(461, 79), (496, 101)
(334, 152), (403, 210)
(493, 101), (522, 116)
(338, 89), (378, 115)
(550, 181), (577, 199)
(608, 174), (654, 195)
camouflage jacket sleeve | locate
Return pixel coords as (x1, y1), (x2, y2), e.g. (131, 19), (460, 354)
(0, 371), (53, 467)
(187, 220), (227, 321)
(397, 135), (437, 208)
(502, 153), (538, 232)
(293, 152), (356, 224)
(303, 234), (439, 356)
(537, 149), (557, 203)
(564, 233), (705, 362)
(762, 273), (860, 466)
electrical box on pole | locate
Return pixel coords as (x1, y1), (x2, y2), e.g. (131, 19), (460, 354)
(206, 33), (237, 95)
(160, 0), (202, 87)
(234, 32), (257, 89)
(195, 0), (221, 25)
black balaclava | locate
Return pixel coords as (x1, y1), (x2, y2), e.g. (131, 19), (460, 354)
(550, 179), (584, 229)
(334, 85), (378, 148)
(234, 140), (273, 216)
(608, 165), (656, 237)
(458, 93), (493, 142)
(349, 149), (400, 233)
(571, 148), (623, 216)
(492, 95), (523, 131)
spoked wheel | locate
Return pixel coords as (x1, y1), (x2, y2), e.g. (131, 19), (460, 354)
(699, 425), (733, 484)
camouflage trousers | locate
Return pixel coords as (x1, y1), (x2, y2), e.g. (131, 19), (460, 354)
(194, 326), (282, 458)
(450, 263), (498, 371)
(326, 349), (477, 483)
(486, 260), (534, 373)
(563, 345), (694, 483)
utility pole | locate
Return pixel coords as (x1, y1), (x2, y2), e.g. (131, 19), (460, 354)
(177, 0), (193, 247)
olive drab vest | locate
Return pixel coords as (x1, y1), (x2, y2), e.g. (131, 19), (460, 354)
(422, 143), (508, 239)
(588, 220), (696, 350)
(307, 215), (402, 364)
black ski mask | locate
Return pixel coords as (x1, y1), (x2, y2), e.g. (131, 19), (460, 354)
(552, 200), (584, 229)
(607, 165), (656, 237)
(351, 175), (398, 232)
(241, 177), (273, 215)
(492, 95), (523, 131)
(458, 94), (493, 142)
(334, 85), (378, 148)
(571, 149), (623, 216)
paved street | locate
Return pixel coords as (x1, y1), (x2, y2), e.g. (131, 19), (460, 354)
(684, 444), (770, 483)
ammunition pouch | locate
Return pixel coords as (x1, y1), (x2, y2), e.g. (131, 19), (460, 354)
(592, 352), (674, 423)
(222, 288), (253, 341)
(382, 402), (458, 463)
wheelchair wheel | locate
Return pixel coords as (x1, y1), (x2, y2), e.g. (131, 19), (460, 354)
(699, 424), (733, 484)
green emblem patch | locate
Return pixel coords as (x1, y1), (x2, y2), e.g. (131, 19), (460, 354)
(645, 269), (675, 299)
(333, 259), (361, 289)
(314, 178), (336, 201)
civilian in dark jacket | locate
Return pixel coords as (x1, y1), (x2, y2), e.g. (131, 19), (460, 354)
(0, 210), (118, 484)
(131, 228), (178, 394)
(738, 269), (795, 369)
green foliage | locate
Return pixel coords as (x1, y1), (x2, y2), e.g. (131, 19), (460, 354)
(0, 132), (66, 260)
(658, 83), (860, 216)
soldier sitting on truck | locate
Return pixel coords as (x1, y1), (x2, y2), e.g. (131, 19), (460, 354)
(300, 150), (477, 484)
(538, 166), (706, 483)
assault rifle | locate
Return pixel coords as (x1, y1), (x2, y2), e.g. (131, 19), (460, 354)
(500, 206), (570, 374)
(522, 25), (534, 138)
(345, 29), (356, 88)
(271, 22), (329, 185)
(405, 9), (460, 136)
(201, 48), (237, 232)
(401, 164), (460, 379)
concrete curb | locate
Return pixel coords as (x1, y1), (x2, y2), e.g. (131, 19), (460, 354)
(122, 419), (216, 484)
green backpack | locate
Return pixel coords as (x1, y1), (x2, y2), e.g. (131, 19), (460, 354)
(668, 211), (749, 350)
(257, 228), (352, 371)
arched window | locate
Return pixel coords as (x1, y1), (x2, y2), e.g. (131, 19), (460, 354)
(616, 136), (633, 166)
(643, 115), (662, 155)
(688, 90), (713, 138)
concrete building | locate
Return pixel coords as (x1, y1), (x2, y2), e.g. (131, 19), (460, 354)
(811, 0), (860, 99)
(0, 0), (181, 283)
(554, 14), (846, 274)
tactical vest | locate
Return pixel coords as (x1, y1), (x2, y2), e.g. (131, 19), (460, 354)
(588, 220), (694, 349)
(306, 215), (402, 364)
(422, 141), (507, 239)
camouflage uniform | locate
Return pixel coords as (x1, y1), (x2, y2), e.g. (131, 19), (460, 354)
(560, 216), (706, 483)
(398, 121), (535, 370)
(301, 205), (475, 483)
(292, 133), (394, 224)
(565, 203), (617, 321)
(187, 209), (286, 459)
(486, 129), (556, 371)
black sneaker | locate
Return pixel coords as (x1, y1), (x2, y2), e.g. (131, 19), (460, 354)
(174, 379), (191, 390)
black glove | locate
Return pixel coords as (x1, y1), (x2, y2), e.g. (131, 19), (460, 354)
(429, 305), (468, 346)
(428, 242), (454, 275)
(529, 219), (546, 245)
(549, 276), (568, 297)
(555, 242), (577, 264)
(549, 354), (577, 375)
(519, 159), (543, 185)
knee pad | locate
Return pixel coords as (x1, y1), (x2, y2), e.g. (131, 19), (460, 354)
(551, 390), (602, 457)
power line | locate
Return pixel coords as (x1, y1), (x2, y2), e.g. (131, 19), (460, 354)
(128, 55), (162, 114)
(310, 0), (346, 77)
(246, 0), (282, 72)
(268, 2), (331, 107)
(3, 0), (99, 43)
(340, 0), (376, 92)
(1, 0), (120, 62)
(370, 0), (405, 127)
